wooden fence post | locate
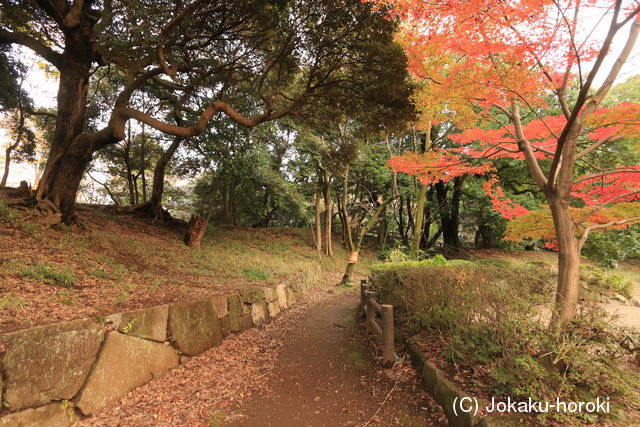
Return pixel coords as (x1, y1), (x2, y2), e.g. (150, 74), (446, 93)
(365, 291), (376, 333)
(381, 304), (395, 368)
(360, 279), (368, 316)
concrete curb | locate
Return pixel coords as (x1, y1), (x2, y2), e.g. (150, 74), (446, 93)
(395, 328), (494, 427)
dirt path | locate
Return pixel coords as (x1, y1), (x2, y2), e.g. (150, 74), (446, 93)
(225, 290), (441, 426)
(85, 283), (444, 426)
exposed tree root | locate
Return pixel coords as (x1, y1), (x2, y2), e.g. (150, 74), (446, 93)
(3, 193), (84, 228)
(122, 201), (177, 223)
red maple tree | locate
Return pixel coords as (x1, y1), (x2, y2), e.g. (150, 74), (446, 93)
(376, 0), (640, 324)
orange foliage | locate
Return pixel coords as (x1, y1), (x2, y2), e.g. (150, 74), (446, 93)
(387, 151), (493, 185)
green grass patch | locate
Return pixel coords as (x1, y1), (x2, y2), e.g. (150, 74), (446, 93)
(20, 263), (76, 288)
(242, 268), (270, 281)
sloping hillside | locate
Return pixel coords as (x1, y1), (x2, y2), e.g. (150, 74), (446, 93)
(0, 199), (371, 333)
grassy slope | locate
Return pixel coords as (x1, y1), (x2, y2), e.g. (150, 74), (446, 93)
(0, 202), (373, 333)
(473, 248), (639, 297)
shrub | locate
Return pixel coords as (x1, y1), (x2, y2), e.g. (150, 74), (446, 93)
(581, 225), (640, 268)
(377, 245), (410, 263)
(370, 259), (640, 423)
(581, 267), (633, 299)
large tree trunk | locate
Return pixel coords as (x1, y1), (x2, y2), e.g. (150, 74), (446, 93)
(549, 197), (581, 325)
(35, 53), (92, 223)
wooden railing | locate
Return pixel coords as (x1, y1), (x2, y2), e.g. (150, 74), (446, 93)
(360, 279), (395, 368)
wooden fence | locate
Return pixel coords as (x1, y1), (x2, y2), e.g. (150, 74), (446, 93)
(360, 279), (395, 368)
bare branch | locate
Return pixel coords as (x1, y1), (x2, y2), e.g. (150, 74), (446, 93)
(0, 29), (63, 68)
(579, 216), (640, 250)
(547, 1), (625, 187)
(589, 14), (640, 107)
(156, 0), (209, 80)
(574, 168), (640, 184)
(575, 134), (621, 159)
(120, 99), (301, 138)
(512, 101), (548, 189)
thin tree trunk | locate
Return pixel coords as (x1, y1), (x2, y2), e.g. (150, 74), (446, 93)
(124, 123), (136, 205)
(1, 108), (25, 188)
(378, 203), (388, 248)
(420, 187), (434, 249)
(398, 195), (407, 245)
(411, 122), (432, 258)
(406, 196), (413, 238)
(322, 169), (333, 257)
(315, 190), (323, 253)
(340, 167), (355, 253)
(425, 226), (442, 249)
(341, 196), (396, 285)
(411, 182), (427, 258)
(149, 136), (182, 218)
(549, 197), (581, 325)
(132, 173), (140, 205)
(223, 176), (233, 225)
(436, 176), (465, 255)
(336, 193), (347, 245)
(1, 147), (14, 188)
(139, 124), (147, 202)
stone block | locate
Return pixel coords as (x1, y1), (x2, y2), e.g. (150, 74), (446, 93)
(241, 289), (265, 304)
(228, 294), (253, 333)
(1, 319), (104, 411)
(251, 301), (268, 326)
(267, 299), (281, 318)
(220, 316), (230, 337)
(0, 402), (76, 427)
(285, 287), (297, 306)
(75, 332), (179, 415)
(275, 283), (288, 309)
(168, 300), (223, 356)
(262, 286), (277, 302)
(228, 294), (250, 315)
(106, 304), (168, 342)
(421, 361), (441, 392)
(210, 295), (229, 318)
(229, 313), (253, 333)
(433, 378), (473, 427)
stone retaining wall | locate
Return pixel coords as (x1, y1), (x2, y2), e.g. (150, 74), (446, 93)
(0, 266), (320, 426)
